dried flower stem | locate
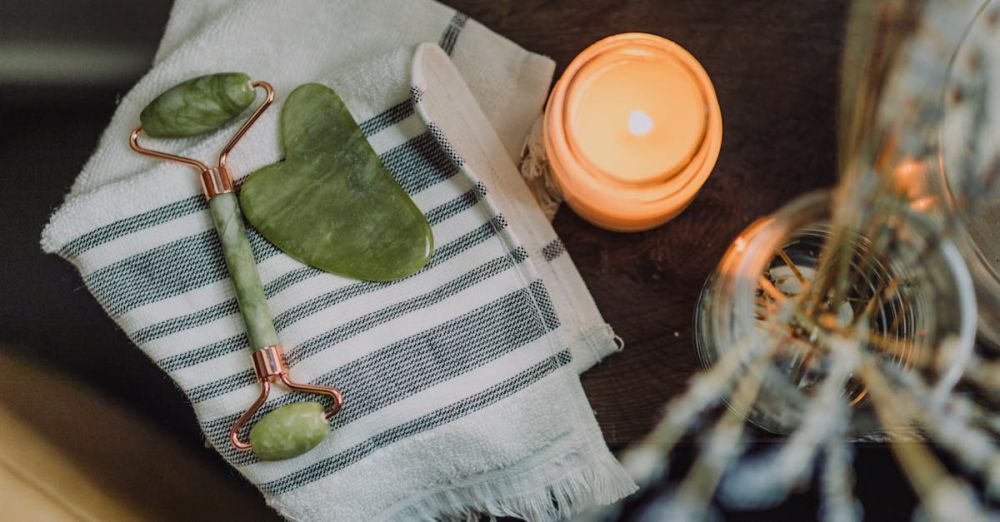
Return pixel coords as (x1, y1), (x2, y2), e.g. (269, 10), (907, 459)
(672, 342), (777, 516)
(856, 358), (987, 521)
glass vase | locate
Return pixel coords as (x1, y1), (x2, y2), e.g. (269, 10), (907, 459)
(693, 189), (977, 435)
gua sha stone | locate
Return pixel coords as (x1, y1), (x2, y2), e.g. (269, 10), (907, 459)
(239, 83), (434, 281)
(140, 73), (256, 137)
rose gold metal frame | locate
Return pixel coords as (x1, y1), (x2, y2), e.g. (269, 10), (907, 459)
(127, 79), (345, 454)
(229, 345), (344, 451)
(128, 80), (276, 201)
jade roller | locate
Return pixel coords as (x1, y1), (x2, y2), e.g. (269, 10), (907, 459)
(129, 73), (343, 461)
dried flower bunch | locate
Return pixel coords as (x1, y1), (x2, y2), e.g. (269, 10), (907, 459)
(590, 1), (1000, 520)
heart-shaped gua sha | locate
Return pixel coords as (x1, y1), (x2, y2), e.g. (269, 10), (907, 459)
(240, 84), (433, 281)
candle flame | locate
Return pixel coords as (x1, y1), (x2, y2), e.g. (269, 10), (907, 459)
(628, 110), (654, 137)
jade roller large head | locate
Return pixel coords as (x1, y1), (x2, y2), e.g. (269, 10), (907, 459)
(129, 73), (343, 461)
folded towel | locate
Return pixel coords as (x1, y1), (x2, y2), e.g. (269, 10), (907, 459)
(41, 0), (635, 520)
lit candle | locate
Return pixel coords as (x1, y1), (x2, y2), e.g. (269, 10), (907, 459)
(544, 33), (722, 231)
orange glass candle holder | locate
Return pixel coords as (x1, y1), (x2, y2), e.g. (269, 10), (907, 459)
(544, 33), (722, 232)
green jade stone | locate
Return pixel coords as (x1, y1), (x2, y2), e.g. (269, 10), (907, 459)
(250, 401), (330, 461)
(208, 193), (279, 349)
(140, 73), (256, 137)
(239, 83), (433, 281)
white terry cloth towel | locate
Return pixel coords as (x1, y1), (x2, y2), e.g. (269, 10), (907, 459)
(41, 0), (635, 520)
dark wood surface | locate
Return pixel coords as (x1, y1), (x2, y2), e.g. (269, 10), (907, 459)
(448, 0), (847, 445)
(0, 1), (864, 519)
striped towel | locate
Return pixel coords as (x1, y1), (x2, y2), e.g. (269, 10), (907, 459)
(41, 1), (635, 520)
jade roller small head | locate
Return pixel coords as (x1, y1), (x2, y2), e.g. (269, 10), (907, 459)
(128, 75), (345, 462)
(250, 402), (330, 461)
(139, 72), (257, 138)
(129, 72), (275, 183)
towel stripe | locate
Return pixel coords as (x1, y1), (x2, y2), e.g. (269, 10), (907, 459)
(381, 131), (458, 195)
(258, 348), (572, 495)
(61, 197), (206, 259)
(273, 236), (521, 334)
(201, 281), (557, 441)
(439, 12), (468, 55)
(283, 246), (530, 366)
(256, 189), (480, 302)
(134, 188), (481, 345)
(212, 278), (556, 467)
(154, 220), (508, 373)
(158, 238), (526, 374)
(59, 99), (426, 260)
(358, 98), (414, 136)
(84, 227), (279, 316)
(84, 131), (459, 316)
(542, 238), (566, 262)
(183, 235), (530, 403)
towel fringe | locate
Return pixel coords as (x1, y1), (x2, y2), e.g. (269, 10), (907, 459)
(388, 445), (636, 522)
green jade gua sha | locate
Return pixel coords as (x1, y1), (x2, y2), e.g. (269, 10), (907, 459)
(239, 83), (433, 281)
(129, 73), (347, 461)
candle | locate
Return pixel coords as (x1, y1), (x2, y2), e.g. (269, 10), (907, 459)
(544, 33), (722, 231)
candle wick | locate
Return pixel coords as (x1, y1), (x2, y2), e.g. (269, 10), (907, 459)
(628, 110), (654, 137)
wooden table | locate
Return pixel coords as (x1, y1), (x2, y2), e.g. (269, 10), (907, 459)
(5, 1), (894, 519)
(447, 0), (847, 445)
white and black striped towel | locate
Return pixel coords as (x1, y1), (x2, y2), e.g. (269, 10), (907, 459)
(41, 1), (635, 520)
